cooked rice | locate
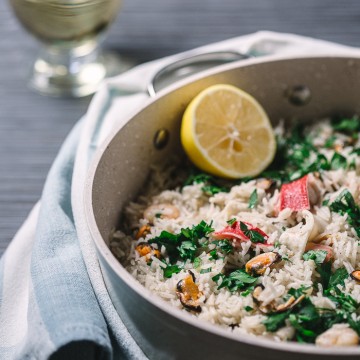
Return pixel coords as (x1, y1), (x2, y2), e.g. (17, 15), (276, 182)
(111, 118), (360, 344)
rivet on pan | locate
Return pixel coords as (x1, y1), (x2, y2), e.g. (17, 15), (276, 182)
(153, 128), (169, 150)
(286, 85), (311, 106)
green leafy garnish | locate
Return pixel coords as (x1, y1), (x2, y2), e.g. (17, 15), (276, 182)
(324, 135), (336, 148)
(330, 152), (347, 170)
(302, 250), (327, 265)
(263, 268), (359, 343)
(332, 116), (360, 133)
(212, 269), (257, 292)
(149, 220), (214, 262)
(227, 218), (237, 226)
(163, 264), (182, 278)
(239, 221), (266, 243)
(208, 249), (218, 260)
(253, 116), (358, 183)
(193, 257), (201, 269)
(200, 267), (212, 274)
(183, 172), (229, 195)
(263, 311), (291, 332)
(248, 189), (258, 209)
(212, 239), (233, 254)
(327, 267), (349, 290)
(329, 189), (360, 237)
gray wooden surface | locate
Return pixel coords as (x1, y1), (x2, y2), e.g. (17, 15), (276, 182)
(1, 0), (360, 256)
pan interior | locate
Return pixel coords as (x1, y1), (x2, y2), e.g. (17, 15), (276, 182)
(89, 56), (360, 355)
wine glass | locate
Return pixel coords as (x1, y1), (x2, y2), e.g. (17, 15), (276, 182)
(9, 0), (132, 97)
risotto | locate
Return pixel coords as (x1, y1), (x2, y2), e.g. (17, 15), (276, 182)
(111, 116), (360, 346)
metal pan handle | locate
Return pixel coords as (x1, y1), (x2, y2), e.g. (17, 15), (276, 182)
(147, 50), (249, 97)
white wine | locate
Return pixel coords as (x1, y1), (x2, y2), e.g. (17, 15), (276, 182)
(9, 0), (130, 97)
(10, 0), (122, 44)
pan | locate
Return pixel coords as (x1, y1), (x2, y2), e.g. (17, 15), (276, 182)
(85, 55), (360, 359)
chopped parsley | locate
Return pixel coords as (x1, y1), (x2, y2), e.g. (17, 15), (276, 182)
(163, 264), (182, 278)
(183, 172), (229, 195)
(149, 220), (214, 263)
(212, 239), (233, 254)
(303, 250), (331, 289)
(227, 218), (237, 226)
(239, 221), (266, 243)
(263, 268), (360, 343)
(330, 152), (347, 170)
(332, 116), (360, 134)
(248, 189), (258, 209)
(329, 189), (360, 237)
(302, 250), (327, 265)
(253, 116), (359, 183)
(193, 257), (201, 269)
(200, 267), (212, 274)
(212, 269), (258, 293)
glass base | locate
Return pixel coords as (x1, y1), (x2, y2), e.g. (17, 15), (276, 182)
(29, 43), (134, 98)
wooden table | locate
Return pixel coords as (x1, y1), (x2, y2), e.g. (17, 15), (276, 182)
(1, 0), (360, 256)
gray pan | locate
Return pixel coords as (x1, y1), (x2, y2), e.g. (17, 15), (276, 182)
(85, 55), (360, 360)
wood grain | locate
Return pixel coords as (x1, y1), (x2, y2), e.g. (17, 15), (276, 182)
(1, 0), (360, 255)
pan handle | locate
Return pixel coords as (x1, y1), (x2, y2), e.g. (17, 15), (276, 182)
(147, 50), (250, 97)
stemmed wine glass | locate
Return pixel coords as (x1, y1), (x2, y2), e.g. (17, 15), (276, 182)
(9, 0), (132, 97)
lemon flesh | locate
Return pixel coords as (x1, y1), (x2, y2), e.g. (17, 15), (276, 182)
(180, 84), (276, 179)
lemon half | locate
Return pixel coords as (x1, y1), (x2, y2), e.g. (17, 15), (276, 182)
(180, 84), (276, 179)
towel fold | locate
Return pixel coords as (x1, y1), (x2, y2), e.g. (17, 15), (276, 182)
(1, 31), (359, 360)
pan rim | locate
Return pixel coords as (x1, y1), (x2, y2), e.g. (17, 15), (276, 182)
(85, 54), (360, 356)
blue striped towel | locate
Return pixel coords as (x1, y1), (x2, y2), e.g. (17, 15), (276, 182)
(0, 32), (357, 359)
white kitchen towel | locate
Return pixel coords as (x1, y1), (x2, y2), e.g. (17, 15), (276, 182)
(1, 31), (359, 360)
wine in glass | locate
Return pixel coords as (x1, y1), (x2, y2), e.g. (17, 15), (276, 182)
(9, 0), (132, 97)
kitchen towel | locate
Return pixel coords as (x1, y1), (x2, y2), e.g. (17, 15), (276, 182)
(1, 31), (359, 360)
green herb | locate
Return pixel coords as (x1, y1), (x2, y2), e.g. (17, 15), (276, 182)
(303, 249), (331, 288)
(212, 239), (233, 254)
(212, 269), (257, 292)
(288, 300), (319, 342)
(202, 184), (229, 196)
(316, 262), (332, 290)
(350, 148), (360, 155)
(327, 267), (349, 290)
(329, 189), (360, 237)
(193, 257), (201, 269)
(263, 311), (290, 332)
(240, 285), (256, 297)
(263, 268), (357, 343)
(227, 218), (237, 226)
(200, 267), (212, 274)
(248, 189), (258, 209)
(239, 221), (266, 243)
(302, 250), (327, 265)
(149, 220), (214, 262)
(282, 255), (292, 263)
(245, 306), (253, 312)
(238, 116), (359, 184)
(288, 286), (311, 298)
(349, 159), (356, 171)
(322, 199), (329, 206)
(178, 240), (197, 260)
(183, 173), (213, 186)
(208, 249), (218, 260)
(163, 264), (182, 278)
(183, 172), (229, 195)
(332, 116), (360, 133)
(324, 135), (336, 148)
(330, 152), (347, 170)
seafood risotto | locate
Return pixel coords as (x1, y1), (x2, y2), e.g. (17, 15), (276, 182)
(111, 116), (360, 346)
